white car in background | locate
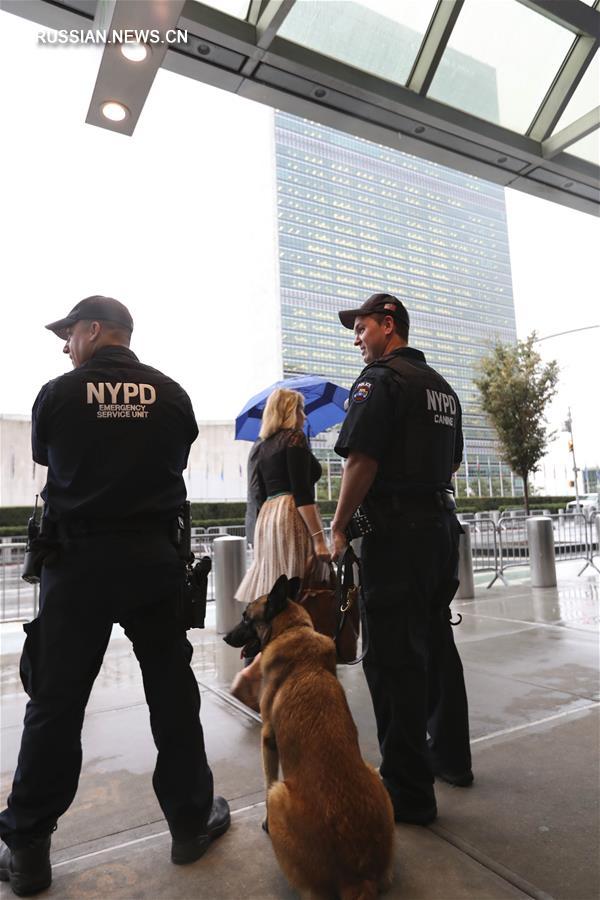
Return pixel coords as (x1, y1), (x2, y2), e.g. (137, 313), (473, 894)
(566, 493), (599, 518)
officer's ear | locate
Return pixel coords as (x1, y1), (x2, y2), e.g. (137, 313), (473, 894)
(88, 320), (102, 343)
(382, 314), (395, 335)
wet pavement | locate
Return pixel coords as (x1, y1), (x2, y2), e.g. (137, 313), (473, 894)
(1, 559), (598, 899)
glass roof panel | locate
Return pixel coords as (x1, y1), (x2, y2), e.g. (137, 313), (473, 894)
(278, 0), (438, 87)
(427, 0), (575, 134)
(566, 130), (600, 166)
(553, 53), (599, 133)
(189, 0), (250, 18)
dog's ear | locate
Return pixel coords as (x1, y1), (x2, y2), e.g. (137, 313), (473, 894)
(287, 576), (302, 600)
(265, 574), (289, 622)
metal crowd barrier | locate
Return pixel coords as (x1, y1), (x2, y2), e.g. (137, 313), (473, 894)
(2, 512), (599, 622)
(0, 527), (253, 624)
(0, 541), (39, 623)
(493, 514), (531, 585)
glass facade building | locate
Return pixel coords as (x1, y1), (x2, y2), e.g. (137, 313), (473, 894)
(274, 113), (518, 497)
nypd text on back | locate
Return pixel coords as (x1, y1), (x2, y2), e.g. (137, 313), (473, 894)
(426, 388), (456, 426)
(86, 382), (156, 418)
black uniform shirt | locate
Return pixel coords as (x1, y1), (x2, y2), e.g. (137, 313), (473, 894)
(32, 345), (198, 522)
(335, 347), (463, 493)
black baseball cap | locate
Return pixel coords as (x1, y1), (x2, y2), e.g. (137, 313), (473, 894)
(45, 295), (134, 340)
(338, 292), (410, 330)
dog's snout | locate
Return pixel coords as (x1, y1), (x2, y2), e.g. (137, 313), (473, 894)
(223, 619), (255, 648)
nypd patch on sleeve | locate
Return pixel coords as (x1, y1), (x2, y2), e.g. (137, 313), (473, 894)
(352, 380), (373, 403)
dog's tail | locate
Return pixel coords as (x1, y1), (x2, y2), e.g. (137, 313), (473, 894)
(339, 880), (379, 900)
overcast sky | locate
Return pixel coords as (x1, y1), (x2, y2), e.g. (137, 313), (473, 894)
(0, 8), (598, 472)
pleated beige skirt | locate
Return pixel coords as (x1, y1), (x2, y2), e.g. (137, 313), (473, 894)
(235, 493), (314, 605)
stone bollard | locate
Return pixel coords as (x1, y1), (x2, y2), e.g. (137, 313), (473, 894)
(456, 522), (475, 600)
(527, 517), (557, 587)
(214, 535), (247, 634)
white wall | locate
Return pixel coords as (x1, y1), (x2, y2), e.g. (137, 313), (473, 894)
(0, 416), (250, 506)
(0, 417), (47, 506)
(187, 422), (251, 501)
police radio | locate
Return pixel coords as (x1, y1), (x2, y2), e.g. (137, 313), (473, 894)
(22, 495), (41, 584)
(177, 501), (211, 629)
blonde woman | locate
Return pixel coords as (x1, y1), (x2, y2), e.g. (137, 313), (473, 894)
(231, 388), (330, 709)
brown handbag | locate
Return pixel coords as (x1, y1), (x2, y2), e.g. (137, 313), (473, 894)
(298, 552), (361, 664)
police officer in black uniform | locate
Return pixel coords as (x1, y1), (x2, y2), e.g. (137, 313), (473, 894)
(330, 293), (472, 826)
(0, 296), (230, 896)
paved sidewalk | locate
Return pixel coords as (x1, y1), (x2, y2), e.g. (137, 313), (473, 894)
(1, 560), (598, 899)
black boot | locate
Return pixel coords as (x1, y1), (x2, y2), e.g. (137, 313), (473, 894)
(171, 796), (231, 865)
(0, 836), (52, 897)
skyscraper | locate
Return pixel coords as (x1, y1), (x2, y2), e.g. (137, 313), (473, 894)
(272, 2), (520, 498)
(274, 118), (517, 498)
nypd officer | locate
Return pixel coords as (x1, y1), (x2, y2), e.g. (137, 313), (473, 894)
(0, 296), (229, 896)
(330, 293), (472, 826)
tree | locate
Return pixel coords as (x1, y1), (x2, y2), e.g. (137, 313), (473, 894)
(474, 333), (559, 514)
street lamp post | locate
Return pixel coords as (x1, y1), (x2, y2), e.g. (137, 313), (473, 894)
(563, 408), (580, 505)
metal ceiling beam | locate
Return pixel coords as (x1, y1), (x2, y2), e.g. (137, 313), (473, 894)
(255, 0), (296, 49)
(4, 0), (599, 216)
(516, 0), (600, 37)
(238, 0), (296, 78)
(0, 0), (93, 29)
(542, 106), (600, 158)
(406, 0), (464, 96)
(528, 35), (598, 141)
(85, 0), (186, 136)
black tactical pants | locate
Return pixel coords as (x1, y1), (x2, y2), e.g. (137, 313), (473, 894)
(0, 532), (213, 848)
(361, 510), (471, 816)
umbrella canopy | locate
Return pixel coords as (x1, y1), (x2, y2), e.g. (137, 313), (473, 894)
(235, 376), (349, 441)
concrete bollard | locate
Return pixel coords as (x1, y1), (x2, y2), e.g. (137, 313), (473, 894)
(527, 517), (557, 587)
(214, 535), (247, 634)
(456, 522), (475, 600)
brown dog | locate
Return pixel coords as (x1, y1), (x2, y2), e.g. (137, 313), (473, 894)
(225, 574), (394, 900)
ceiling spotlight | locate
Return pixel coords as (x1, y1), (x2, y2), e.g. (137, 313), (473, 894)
(101, 101), (129, 122)
(120, 42), (149, 62)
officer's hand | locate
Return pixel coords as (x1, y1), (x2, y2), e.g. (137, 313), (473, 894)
(313, 535), (332, 564)
(330, 525), (348, 563)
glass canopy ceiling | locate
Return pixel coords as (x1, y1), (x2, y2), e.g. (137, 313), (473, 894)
(3, 0), (599, 215)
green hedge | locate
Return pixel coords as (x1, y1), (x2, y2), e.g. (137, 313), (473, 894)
(456, 496), (572, 513)
(0, 507), (37, 527)
(0, 497), (575, 537)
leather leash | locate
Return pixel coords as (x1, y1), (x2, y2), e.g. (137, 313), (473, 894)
(335, 545), (369, 666)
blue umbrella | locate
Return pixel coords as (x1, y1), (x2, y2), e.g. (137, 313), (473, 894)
(235, 376), (349, 441)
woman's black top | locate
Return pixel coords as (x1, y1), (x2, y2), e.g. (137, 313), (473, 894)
(257, 429), (322, 508)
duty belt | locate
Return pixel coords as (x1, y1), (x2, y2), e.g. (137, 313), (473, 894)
(374, 489), (457, 515)
(57, 515), (174, 538)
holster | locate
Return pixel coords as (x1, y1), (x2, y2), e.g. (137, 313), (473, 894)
(173, 501), (211, 630)
(22, 520), (60, 584)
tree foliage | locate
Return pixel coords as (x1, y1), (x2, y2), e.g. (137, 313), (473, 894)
(474, 333), (559, 512)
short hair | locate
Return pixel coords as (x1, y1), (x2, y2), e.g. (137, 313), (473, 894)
(260, 388), (304, 439)
(370, 312), (409, 342)
(80, 318), (131, 346)
(101, 322), (132, 345)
